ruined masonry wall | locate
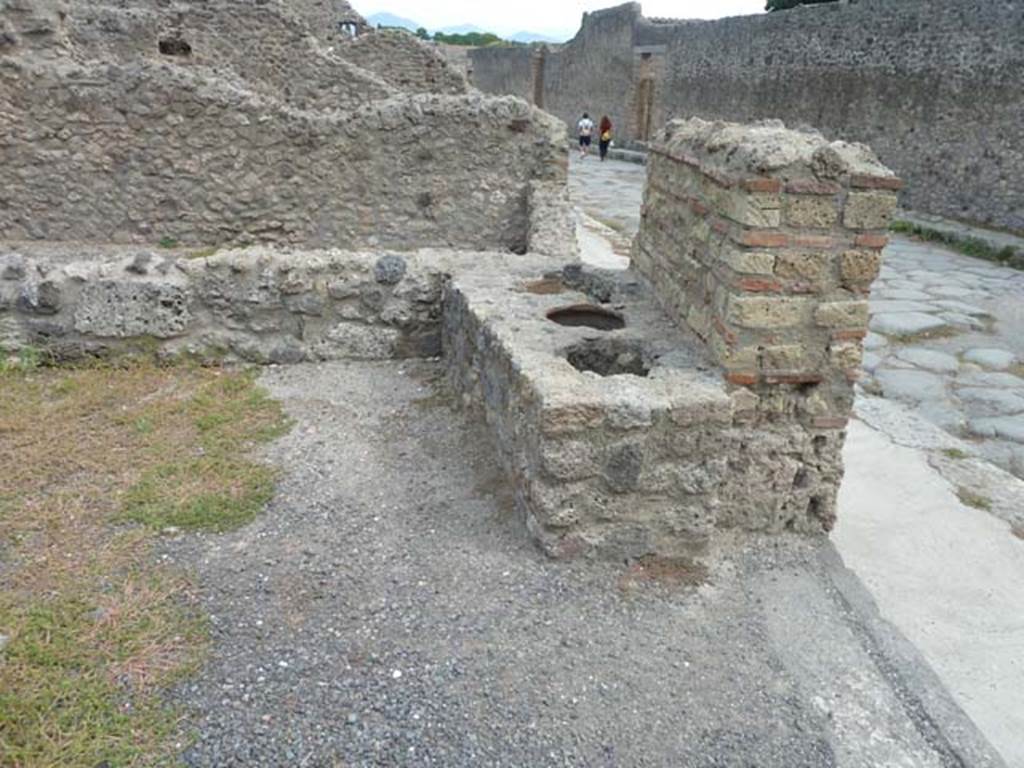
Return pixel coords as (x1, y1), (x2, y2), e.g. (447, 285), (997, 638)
(0, 248), (501, 363)
(334, 31), (467, 95)
(0, 57), (567, 251)
(59, 2), (397, 112)
(634, 118), (899, 530)
(470, 0), (1024, 233)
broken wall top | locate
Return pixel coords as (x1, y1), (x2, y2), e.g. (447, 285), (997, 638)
(656, 118), (897, 185)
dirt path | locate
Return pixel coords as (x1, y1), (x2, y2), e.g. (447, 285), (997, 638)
(166, 361), (998, 767)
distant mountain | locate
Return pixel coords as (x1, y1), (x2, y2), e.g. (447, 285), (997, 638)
(365, 12), (420, 31)
(508, 31), (564, 43)
(365, 13), (563, 43)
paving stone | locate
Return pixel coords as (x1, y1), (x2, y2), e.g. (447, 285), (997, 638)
(914, 401), (965, 432)
(885, 280), (922, 292)
(977, 440), (1024, 479)
(955, 371), (1024, 389)
(863, 332), (889, 351)
(870, 312), (948, 337)
(929, 285), (977, 298)
(874, 368), (948, 402)
(934, 300), (991, 317)
(968, 416), (1024, 443)
(869, 299), (936, 314)
(956, 388), (1024, 416)
(941, 312), (987, 330)
(893, 347), (959, 373)
(877, 289), (932, 301)
(962, 348), (1018, 371)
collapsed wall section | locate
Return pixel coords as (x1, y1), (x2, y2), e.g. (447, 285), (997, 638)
(58, 1), (396, 112)
(332, 30), (467, 95)
(634, 118), (899, 530)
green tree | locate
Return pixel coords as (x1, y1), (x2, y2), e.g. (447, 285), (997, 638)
(432, 31), (504, 47)
(766, 0), (837, 10)
(415, 27), (430, 40)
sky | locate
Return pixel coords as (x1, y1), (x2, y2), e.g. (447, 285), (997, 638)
(354, 1), (767, 39)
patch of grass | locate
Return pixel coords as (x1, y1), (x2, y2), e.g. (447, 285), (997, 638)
(0, 361), (290, 765)
(942, 448), (971, 460)
(956, 486), (993, 512)
(888, 326), (962, 345)
(592, 215), (629, 234)
(891, 220), (1022, 270)
(122, 456), (276, 532)
(157, 236), (179, 249)
(0, 345), (43, 374)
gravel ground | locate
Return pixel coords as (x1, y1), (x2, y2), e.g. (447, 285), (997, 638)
(166, 360), (1001, 767)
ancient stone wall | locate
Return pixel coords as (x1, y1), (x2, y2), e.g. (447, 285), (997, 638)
(633, 118), (899, 530)
(0, 0), (572, 254)
(57, 2), (397, 112)
(468, 45), (534, 101)
(0, 57), (566, 250)
(469, 0), (1024, 233)
(0, 246), (521, 363)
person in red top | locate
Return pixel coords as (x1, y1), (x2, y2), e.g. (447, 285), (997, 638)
(598, 116), (613, 161)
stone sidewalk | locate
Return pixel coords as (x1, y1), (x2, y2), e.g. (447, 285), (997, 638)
(569, 155), (1024, 479)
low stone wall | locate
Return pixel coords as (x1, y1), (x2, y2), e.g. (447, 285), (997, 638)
(0, 246), (523, 363)
(633, 118), (899, 529)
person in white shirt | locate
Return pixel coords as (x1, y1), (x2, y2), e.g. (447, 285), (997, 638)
(577, 113), (594, 158)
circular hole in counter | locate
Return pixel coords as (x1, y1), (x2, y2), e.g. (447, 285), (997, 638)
(547, 304), (625, 331)
(565, 338), (651, 378)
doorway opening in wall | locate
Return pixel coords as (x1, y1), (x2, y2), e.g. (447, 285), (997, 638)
(636, 78), (655, 142)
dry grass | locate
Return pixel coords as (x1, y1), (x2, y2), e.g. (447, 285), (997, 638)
(942, 448), (971, 460)
(0, 359), (290, 766)
(889, 326), (962, 345)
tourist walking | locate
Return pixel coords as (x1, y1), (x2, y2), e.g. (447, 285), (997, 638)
(577, 112), (594, 158)
(598, 116), (613, 161)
